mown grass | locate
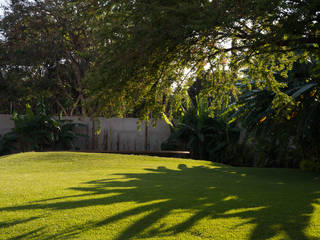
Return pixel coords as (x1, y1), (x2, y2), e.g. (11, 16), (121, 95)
(0, 152), (319, 240)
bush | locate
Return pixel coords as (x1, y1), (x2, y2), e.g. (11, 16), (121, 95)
(0, 133), (17, 156)
(0, 104), (86, 155)
(162, 96), (240, 162)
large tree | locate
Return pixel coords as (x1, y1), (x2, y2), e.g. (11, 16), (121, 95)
(0, 0), (97, 115)
(89, 0), (320, 118)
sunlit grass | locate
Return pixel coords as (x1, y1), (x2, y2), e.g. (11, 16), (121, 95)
(0, 152), (320, 240)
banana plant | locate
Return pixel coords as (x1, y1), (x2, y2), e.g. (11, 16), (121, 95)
(163, 95), (240, 160)
(231, 59), (320, 169)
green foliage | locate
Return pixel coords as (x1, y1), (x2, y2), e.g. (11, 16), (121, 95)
(89, 0), (320, 118)
(162, 57), (320, 169)
(162, 96), (240, 161)
(0, 104), (86, 155)
(232, 59), (320, 169)
(0, 0), (96, 115)
(0, 133), (17, 156)
(2, 0), (320, 170)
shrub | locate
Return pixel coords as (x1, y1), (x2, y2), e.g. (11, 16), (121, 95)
(0, 104), (86, 155)
(162, 96), (240, 162)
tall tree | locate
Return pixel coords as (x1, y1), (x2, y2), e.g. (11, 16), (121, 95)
(0, 0), (97, 115)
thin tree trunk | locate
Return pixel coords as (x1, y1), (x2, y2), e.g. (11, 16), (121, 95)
(55, 99), (67, 116)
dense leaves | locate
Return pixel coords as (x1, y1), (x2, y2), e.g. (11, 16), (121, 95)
(1, 0), (320, 169)
(0, 103), (86, 155)
(232, 60), (320, 169)
(0, 0), (97, 115)
(90, 0), (320, 118)
(162, 96), (241, 162)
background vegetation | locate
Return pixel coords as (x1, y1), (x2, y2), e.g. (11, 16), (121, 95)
(1, 0), (320, 168)
(0, 103), (85, 155)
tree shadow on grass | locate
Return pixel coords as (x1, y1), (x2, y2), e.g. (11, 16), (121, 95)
(1, 164), (320, 240)
(7, 227), (46, 240)
(0, 216), (42, 230)
(0, 216), (46, 240)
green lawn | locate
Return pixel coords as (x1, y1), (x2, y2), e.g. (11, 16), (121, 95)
(0, 152), (319, 240)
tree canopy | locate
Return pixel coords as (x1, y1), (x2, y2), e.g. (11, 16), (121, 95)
(0, 0), (97, 115)
(1, 0), (319, 118)
(1, 0), (320, 167)
(89, 0), (320, 118)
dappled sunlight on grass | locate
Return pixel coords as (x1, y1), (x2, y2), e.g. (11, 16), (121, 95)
(0, 152), (320, 239)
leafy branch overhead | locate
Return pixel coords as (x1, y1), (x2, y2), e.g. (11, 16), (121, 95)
(89, 0), (320, 118)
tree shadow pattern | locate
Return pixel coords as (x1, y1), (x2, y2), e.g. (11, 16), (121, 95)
(1, 164), (320, 240)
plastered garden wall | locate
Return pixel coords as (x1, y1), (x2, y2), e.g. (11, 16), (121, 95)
(0, 115), (171, 152)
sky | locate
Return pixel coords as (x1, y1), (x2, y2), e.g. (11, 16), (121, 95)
(0, 0), (8, 17)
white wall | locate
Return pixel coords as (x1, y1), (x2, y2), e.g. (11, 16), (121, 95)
(0, 114), (14, 136)
(0, 115), (171, 152)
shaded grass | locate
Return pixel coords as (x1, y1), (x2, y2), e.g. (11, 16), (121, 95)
(0, 152), (320, 240)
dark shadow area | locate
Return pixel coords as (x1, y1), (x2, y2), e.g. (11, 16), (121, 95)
(1, 164), (320, 240)
(0, 216), (41, 229)
(7, 227), (46, 240)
